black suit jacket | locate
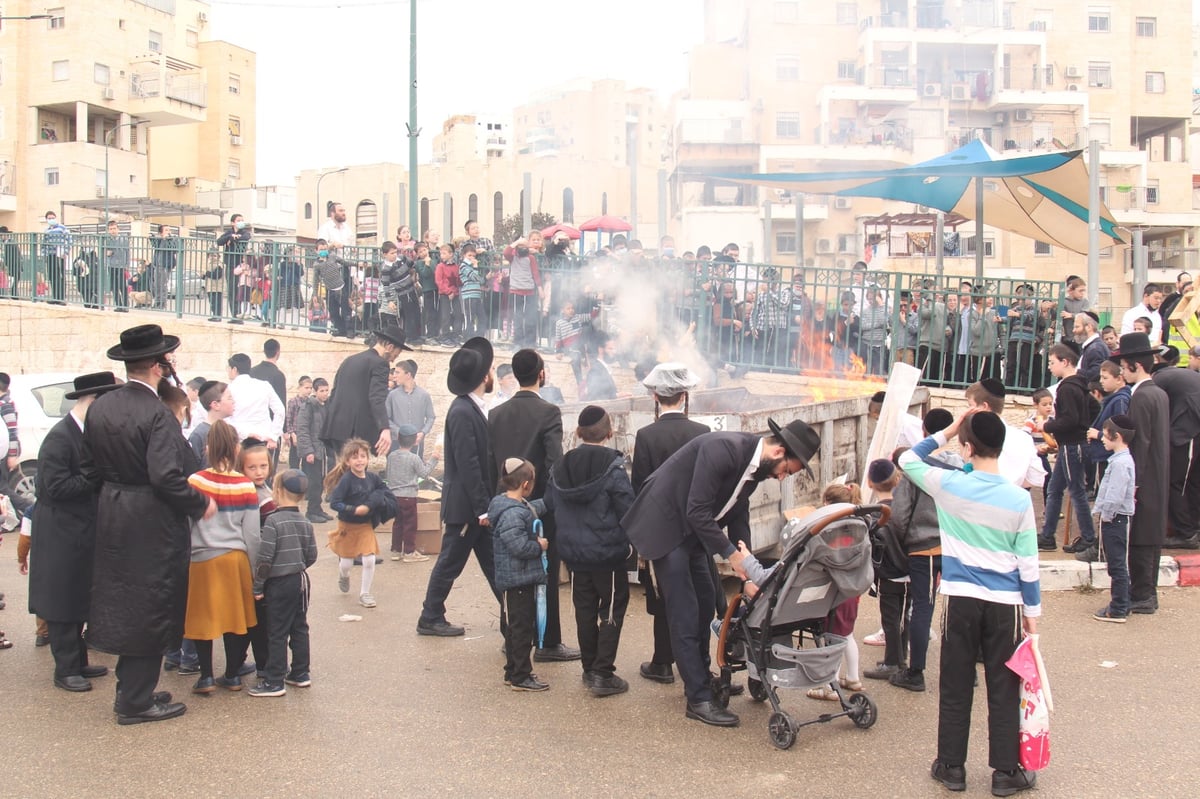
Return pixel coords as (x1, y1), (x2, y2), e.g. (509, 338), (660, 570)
(442, 394), (495, 525)
(1128, 380), (1170, 547)
(622, 432), (761, 560)
(322, 348), (390, 445)
(1152, 366), (1200, 445)
(488, 391), (563, 500)
(250, 360), (287, 404)
(631, 413), (711, 494)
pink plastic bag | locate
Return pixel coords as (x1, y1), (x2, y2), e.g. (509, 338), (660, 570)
(1006, 634), (1053, 771)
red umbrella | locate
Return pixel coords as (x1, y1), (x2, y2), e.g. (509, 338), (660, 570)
(541, 223), (581, 240)
(578, 215), (632, 233)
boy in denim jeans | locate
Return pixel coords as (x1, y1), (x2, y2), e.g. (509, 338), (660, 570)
(1093, 415), (1136, 623)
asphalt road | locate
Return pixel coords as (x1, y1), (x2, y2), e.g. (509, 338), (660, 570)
(2, 535), (1198, 799)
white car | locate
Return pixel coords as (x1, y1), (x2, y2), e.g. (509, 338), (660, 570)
(6, 373), (79, 502)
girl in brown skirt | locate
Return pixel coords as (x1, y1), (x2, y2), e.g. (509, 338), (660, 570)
(324, 439), (396, 609)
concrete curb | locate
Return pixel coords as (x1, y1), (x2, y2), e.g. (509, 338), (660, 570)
(1038, 555), (1191, 592)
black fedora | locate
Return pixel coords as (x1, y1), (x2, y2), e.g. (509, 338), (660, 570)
(374, 324), (413, 352)
(1108, 332), (1162, 361)
(106, 324), (180, 362)
(767, 417), (821, 477)
(64, 371), (121, 400)
(446, 337), (494, 396)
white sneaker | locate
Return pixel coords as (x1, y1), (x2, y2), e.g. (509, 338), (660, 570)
(403, 550), (430, 563)
(359, 593), (377, 608)
(391, 553), (401, 561)
(338, 575), (349, 593)
(863, 628), (886, 646)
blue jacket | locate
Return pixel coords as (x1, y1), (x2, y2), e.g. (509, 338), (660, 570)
(1086, 385), (1131, 463)
(545, 446), (635, 570)
(489, 495), (547, 591)
(329, 470), (396, 526)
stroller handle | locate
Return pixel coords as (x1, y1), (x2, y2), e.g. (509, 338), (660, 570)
(806, 503), (891, 538)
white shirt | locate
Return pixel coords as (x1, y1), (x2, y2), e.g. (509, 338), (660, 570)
(227, 373), (284, 442)
(717, 437), (764, 522)
(1120, 304), (1162, 342)
(898, 413), (925, 449)
(999, 423), (1045, 488)
(317, 219), (355, 248)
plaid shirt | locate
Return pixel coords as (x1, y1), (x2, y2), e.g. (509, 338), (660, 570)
(362, 277), (380, 304)
(284, 394), (307, 436)
(750, 286), (791, 331)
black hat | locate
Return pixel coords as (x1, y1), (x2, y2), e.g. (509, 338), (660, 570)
(374, 324), (414, 352)
(578, 405), (607, 427)
(1110, 332), (1159, 360)
(511, 348), (544, 385)
(979, 377), (1006, 400)
(766, 417), (820, 477)
(64, 371), (121, 400)
(446, 336), (494, 396)
(106, 324), (180, 362)
(968, 411), (1006, 450)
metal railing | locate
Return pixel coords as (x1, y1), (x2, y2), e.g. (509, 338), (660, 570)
(0, 233), (1068, 393)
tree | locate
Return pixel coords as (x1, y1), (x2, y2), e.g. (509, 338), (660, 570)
(494, 211), (557, 248)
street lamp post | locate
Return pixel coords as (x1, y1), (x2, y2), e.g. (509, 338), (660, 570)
(316, 168), (349, 237)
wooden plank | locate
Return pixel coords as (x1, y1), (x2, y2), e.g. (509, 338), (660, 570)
(861, 361), (922, 504)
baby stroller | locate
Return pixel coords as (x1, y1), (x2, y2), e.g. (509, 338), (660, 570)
(713, 503), (886, 749)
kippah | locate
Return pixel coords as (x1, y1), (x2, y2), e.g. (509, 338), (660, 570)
(969, 411), (1006, 450)
(199, 379), (221, 397)
(867, 458), (896, 485)
(1084, 310), (1100, 324)
(578, 405), (606, 427)
(502, 457), (526, 475)
(979, 377), (1006, 400)
(241, 437), (268, 450)
(279, 469), (308, 495)
(1109, 414), (1135, 431)
(924, 408), (953, 435)
(395, 424), (418, 437)
(870, 391), (887, 404)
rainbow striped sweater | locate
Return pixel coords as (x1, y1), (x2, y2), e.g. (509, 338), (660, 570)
(898, 432), (1041, 617)
(187, 469), (261, 565)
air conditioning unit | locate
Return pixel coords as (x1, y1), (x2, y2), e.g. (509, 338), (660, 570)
(834, 197), (852, 209)
(198, 11), (208, 22)
(923, 84), (942, 98)
(230, 135), (243, 146)
(816, 238), (832, 253)
(1067, 83), (1080, 92)
(1065, 65), (1081, 78)
(994, 112), (1008, 125)
(1014, 109), (1033, 123)
(174, 177), (189, 187)
(102, 88), (116, 101)
(951, 83), (969, 101)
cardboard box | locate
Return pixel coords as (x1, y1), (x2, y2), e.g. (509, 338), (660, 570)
(416, 502), (441, 532)
(414, 528), (443, 555)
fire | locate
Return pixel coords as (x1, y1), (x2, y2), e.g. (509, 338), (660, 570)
(848, 353), (867, 375)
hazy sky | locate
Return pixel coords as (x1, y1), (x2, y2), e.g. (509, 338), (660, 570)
(209, 0), (705, 185)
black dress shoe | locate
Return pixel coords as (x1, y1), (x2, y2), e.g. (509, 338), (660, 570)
(534, 644), (581, 662)
(54, 675), (93, 692)
(416, 620), (465, 637)
(640, 661), (675, 684)
(1129, 599), (1158, 615)
(114, 691), (173, 713)
(81, 665), (110, 679)
(1164, 535), (1200, 550)
(685, 700), (739, 727)
(35, 635), (50, 647)
(117, 702), (187, 726)
(991, 766), (1037, 796)
(930, 759), (966, 792)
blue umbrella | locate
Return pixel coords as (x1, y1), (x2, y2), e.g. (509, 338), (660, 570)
(533, 518), (548, 649)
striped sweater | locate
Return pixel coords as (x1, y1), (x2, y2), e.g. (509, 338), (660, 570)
(253, 507), (318, 594)
(898, 432), (1041, 617)
(187, 469), (262, 565)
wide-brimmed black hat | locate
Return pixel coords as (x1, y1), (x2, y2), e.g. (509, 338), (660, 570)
(767, 417), (820, 477)
(446, 337), (494, 396)
(1108, 332), (1161, 361)
(106, 324), (180, 362)
(374, 324), (413, 352)
(64, 371), (121, 400)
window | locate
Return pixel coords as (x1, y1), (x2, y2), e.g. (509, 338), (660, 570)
(468, 193), (478, 222)
(186, 28), (199, 47)
(148, 30), (162, 52)
(775, 2), (799, 23)
(227, 159), (240, 179)
(776, 57), (800, 81)
(836, 2), (857, 24)
(963, 236), (995, 257)
(45, 168), (60, 186)
(304, 202), (312, 220)
(93, 63), (110, 85)
(1146, 183), (1159, 205)
(1034, 241), (1052, 256)
(1087, 11), (1110, 32)
(1088, 120), (1111, 145)
(837, 60), (856, 80)
(1135, 16), (1156, 37)
(228, 116), (242, 137)
(836, 234), (855, 254)
(48, 7), (64, 29)
(562, 187), (574, 223)
(775, 112), (801, 139)
(229, 74), (241, 94)
(1087, 62), (1112, 88)
(493, 191), (503, 236)
(51, 60), (68, 81)
(776, 232), (797, 253)
(1145, 72), (1165, 93)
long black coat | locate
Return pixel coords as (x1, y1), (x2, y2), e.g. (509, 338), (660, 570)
(84, 382), (209, 656)
(488, 391), (563, 500)
(1151, 366), (1200, 446)
(1128, 380), (1170, 547)
(622, 432), (761, 561)
(631, 413), (711, 494)
(442, 395), (494, 526)
(28, 415), (99, 622)
(322, 348), (390, 447)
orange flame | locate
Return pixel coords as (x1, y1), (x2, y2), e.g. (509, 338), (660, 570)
(848, 353), (867, 375)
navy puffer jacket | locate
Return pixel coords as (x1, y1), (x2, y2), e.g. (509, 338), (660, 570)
(489, 495), (547, 592)
(545, 446), (635, 570)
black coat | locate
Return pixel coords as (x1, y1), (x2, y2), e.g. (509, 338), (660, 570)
(322, 348), (390, 446)
(442, 394), (495, 526)
(488, 391), (563, 500)
(1151, 366), (1200, 446)
(83, 382), (209, 656)
(545, 447), (635, 569)
(631, 413), (711, 493)
(1128, 380), (1170, 547)
(28, 415), (99, 622)
(250, 360), (287, 404)
(621, 432), (762, 560)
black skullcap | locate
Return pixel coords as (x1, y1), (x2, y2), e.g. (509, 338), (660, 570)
(969, 411), (1006, 450)
(578, 405), (607, 428)
(867, 458), (896, 485)
(279, 469), (309, 495)
(923, 408), (953, 435)
(870, 390), (887, 404)
(979, 377), (1006, 400)
(1108, 414), (1136, 441)
(511, 348), (544, 385)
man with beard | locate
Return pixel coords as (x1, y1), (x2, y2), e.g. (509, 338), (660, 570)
(584, 331), (619, 401)
(322, 325), (412, 458)
(84, 325), (216, 725)
(488, 349), (579, 662)
(621, 418), (820, 727)
(417, 337), (502, 636)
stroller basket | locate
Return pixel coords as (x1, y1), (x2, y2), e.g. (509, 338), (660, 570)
(763, 634), (848, 690)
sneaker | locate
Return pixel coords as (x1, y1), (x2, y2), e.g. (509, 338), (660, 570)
(359, 593), (377, 608)
(931, 759), (966, 792)
(590, 674), (630, 698)
(215, 675), (243, 691)
(192, 677), (216, 694)
(403, 550), (430, 563)
(1036, 538), (1058, 552)
(864, 663), (903, 680)
(247, 680), (286, 697)
(889, 668), (927, 692)
(338, 575), (350, 593)
(177, 662), (201, 676)
(284, 672), (312, 687)
(237, 661), (257, 677)
(863, 628), (886, 646)
(1062, 536), (1086, 553)
(510, 675), (550, 692)
(991, 766), (1037, 796)
(391, 553), (402, 561)
(163, 660), (180, 672)
(1074, 545), (1099, 563)
(306, 513), (329, 524)
(1093, 605), (1128, 623)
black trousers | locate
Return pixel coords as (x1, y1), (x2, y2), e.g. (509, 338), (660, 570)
(46, 620), (90, 679)
(46, 253), (65, 300)
(263, 572), (310, 683)
(540, 515), (563, 649)
(654, 537), (716, 705)
(572, 568), (629, 677)
(1168, 437), (1200, 539)
(303, 452), (328, 514)
(503, 586), (537, 683)
(918, 346), (944, 385)
(938, 596), (1022, 772)
(639, 564), (674, 665)
(327, 288), (347, 335)
(1006, 341), (1035, 389)
(114, 654), (163, 715)
(877, 579), (911, 668)
(1129, 544), (1162, 605)
(419, 521), (501, 626)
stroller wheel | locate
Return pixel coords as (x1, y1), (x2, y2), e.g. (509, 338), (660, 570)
(847, 692), (878, 729)
(767, 710), (798, 750)
(747, 677), (769, 703)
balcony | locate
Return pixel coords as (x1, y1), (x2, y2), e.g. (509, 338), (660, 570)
(988, 67), (1088, 110)
(819, 66), (918, 107)
(127, 54), (207, 125)
(0, 161), (15, 212)
(765, 196), (829, 223)
(1105, 185), (1200, 229)
(674, 100), (758, 165)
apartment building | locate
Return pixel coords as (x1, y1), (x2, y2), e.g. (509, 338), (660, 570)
(671, 0), (1196, 307)
(0, 0), (254, 232)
